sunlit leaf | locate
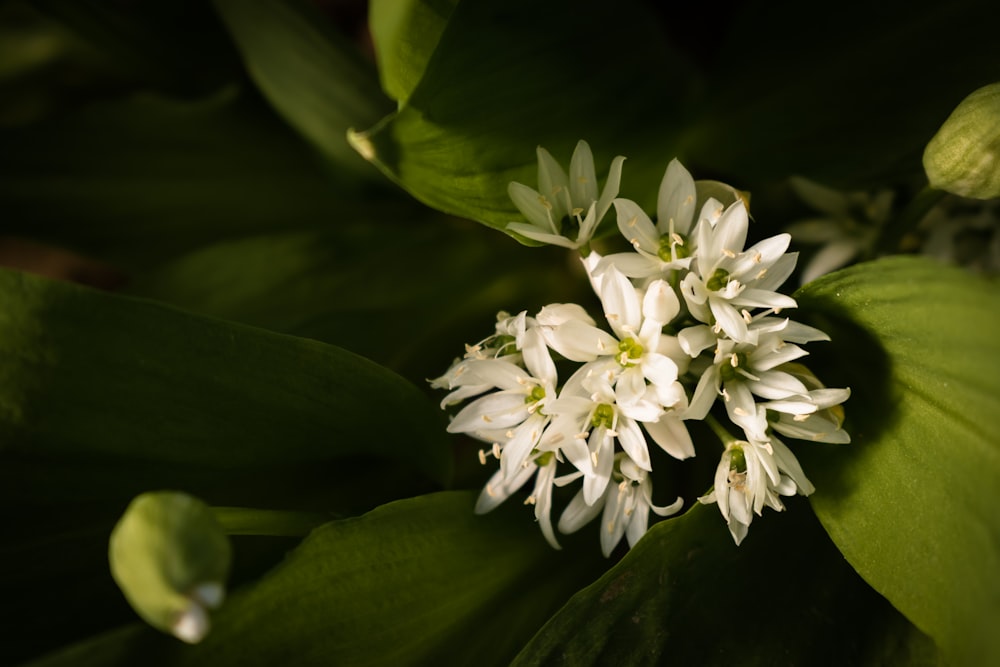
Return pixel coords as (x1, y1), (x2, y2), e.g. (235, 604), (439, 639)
(26, 492), (606, 667)
(513, 502), (938, 665)
(795, 256), (1000, 665)
(213, 0), (392, 176)
(368, 0), (458, 104)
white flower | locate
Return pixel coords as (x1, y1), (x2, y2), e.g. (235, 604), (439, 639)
(685, 331), (820, 436)
(679, 200), (798, 343)
(699, 426), (814, 545)
(476, 450), (561, 549)
(507, 140), (625, 249)
(559, 453), (683, 557)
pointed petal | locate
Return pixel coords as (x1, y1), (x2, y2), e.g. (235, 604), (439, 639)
(558, 488), (604, 534)
(644, 415), (695, 459)
(657, 158), (697, 236)
(641, 279), (680, 325)
(614, 198), (660, 253)
(595, 156), (627, 221)
(600, 265), (642, 337)
(617, 417), (652, 470)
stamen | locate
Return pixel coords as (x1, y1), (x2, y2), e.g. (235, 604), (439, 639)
(741, 309), (752, 323)
(524, 495), (536, 506)
(722, 248), (736, 258)
(478, 450), (487, 465)
(492, 443), (502, 458)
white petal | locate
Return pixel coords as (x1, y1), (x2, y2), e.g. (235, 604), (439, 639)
(475, 464), (536, 514)
(657, 158), (697, 236)
(508, 182), (556, 231)
(678, 324), (717, 357)
(521, 328), (557, 383)
(569, 140), (598, 205)
(710, 299), (750, 342)
(500, 413), (547, 480)
(536, 302), (596, 327)
(640, 353), (679, 389)
(558, 488), (605, 534)
(617, 417), (651, 471)
(614, 198), (660, 253)
(641, 279), (680, 325)
(749, 370), (810, 400)
(600, 265), (643, 338)
(505, 222), (578, 249)
(644, 415), (695, 459)
(533, 461), (561, 549)
(447, 391), (529, 434)
(684, 365), (720, 420)
(753, 252), (798, 291)
(541, 319), (618, 362)
(536, 146), (569, 220)
(595, 156), (627, 222)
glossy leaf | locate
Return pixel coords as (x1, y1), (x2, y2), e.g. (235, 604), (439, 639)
(0, 266), (449, 479)
(795, 256), (1000, 665)
(352, 0), (698, 237)
(125, 222), (591, 381)
(513, 501), (937, 665)
(368, 0), (458, 104)
(26, 492), (606, 667)
(213, 0), (392, 175)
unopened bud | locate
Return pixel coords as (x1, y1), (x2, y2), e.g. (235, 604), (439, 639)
(923, 82), (1000, 199)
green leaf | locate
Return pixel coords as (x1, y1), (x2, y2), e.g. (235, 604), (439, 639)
(125, 222), (591, 381)
(352, 0), (698, 237)
(795, 256), (1000, 665)
(213, 0), (393, 176)
(513, 502), (938, 666)
(0, 266), (450, 481)
(368, 0), (458, 104)
(26, 492), (606, 667)
(0, 91), (399, 270)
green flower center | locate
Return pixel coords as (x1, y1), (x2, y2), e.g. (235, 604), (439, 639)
(524, 385), (546, 404)
(490, 334), (518, 356)
(719, 352), (749, 383)
(534, 450), (554, 467)
(657, 233), (690, 261)
(617, 337), (644, 366)
(730, 446), (747, 473)
(591, 403), (615, 430)
(706, 268), (731, 291)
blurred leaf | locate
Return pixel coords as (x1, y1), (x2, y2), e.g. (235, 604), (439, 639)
(368, 0), (458, 104)
(213, 0), (393, 176)
(513, 501), (938, 666)
(110, 492), (231, 644)
(352, 0), (699, 238)
(795, 256), (1000, 666)
(126, 221), (591, 382)
(682, 0), (1000, 190)
(28, 0), (239, 96)
(26, 492), (606, 667)
(0, 91), (402, 270)
(0, 267), (449, 662)
(0, 266), (450, 482)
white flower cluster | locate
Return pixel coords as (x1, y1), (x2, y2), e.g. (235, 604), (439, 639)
(432, 142), (850, 554)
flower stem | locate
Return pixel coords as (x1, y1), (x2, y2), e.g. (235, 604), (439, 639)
(705, 414), (739, 447)
(212, 507), (333, 537)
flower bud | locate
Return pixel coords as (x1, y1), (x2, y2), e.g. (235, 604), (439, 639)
(923, 82), (1000, 199)
(109, 492), (231, 643)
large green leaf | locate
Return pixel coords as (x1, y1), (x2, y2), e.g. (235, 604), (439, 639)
(0, 267), (449, 662)
(26, 492), (606, 667)
(368, 0), (458, 104)
(795, 257), (1000, 665)
(513, 501), (937, 665)
(0, 91), (401, 270)
(351, 0), (698, 236)
(213, 0), (393, 176)
(356, 0), (1000, 239)
(0, 267), (448, 477)
(125, 221), (591, 382)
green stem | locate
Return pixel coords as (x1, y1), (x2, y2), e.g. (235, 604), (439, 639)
(874, 185), (947, 256)
(705, 413), (739, 447)
(212, 507), (334, 537)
